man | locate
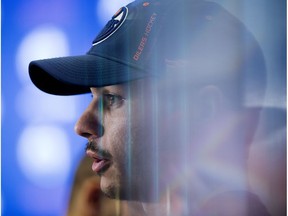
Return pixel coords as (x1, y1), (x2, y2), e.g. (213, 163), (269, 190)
(29, 0), (270, 215)
(67, 154), (128, 216)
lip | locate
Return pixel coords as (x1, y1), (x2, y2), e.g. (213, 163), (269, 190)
(86, 150), (112, 174)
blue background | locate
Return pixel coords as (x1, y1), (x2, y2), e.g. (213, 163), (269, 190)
(2, 0), (286, 215)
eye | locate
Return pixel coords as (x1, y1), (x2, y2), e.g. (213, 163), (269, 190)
(103, 93), (125, 108)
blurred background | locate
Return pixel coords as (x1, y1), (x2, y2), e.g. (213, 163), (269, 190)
(2, 0), (286, 215)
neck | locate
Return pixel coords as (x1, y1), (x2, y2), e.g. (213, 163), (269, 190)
(125, 188), (188, 216)
(124, 167), (250, 215)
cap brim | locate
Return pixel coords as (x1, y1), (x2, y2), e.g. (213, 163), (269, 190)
(29, 54), (148, 95)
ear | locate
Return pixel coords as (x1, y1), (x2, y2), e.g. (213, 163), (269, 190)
(196, 85), (224, 120)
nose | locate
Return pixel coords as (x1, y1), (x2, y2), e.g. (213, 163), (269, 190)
(74, 102), (104, 139)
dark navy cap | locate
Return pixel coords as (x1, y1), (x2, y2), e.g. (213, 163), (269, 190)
(29, 0), (266, 99)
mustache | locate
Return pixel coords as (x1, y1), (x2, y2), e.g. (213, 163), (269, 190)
(85, 141), (112, 159)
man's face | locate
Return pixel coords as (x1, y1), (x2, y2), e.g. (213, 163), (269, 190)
(75, 78), (178, 201)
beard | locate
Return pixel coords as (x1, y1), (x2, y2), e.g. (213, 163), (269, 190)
(90, 123), (163, 202)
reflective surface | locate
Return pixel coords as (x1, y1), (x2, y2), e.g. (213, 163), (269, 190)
(2, 0), (286, 215)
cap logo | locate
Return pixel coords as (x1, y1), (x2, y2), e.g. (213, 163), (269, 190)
(133, 13), (157, 61)
(92, 6), (128, 46)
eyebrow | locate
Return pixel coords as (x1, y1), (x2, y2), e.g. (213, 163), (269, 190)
(90, 86), (126, 99)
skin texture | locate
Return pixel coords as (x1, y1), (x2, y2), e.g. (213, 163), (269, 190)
(73, 76), (269, 215)
(67, 155), (127, 216)
(75, 79), (170, 202)
(73, 77), (203, 210)
(74, 78), (184, 215)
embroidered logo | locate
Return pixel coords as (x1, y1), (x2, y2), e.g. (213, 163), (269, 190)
(92, 6), (128, 46)
(133, 12), (157, 61)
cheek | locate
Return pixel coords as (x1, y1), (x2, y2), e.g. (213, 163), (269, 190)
(105, 116), (128, 158)
(114, 113), (155, 165)
(103, 114), (146, 167)
(105, 102), (160, 167)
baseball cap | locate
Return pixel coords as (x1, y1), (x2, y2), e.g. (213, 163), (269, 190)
(29, 0), (266, 100)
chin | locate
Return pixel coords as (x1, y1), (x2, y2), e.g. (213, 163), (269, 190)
(100, 160), (160, 201)
(100, 174), (149, 201)
(99, 169), (131, 200)
(100, 175), (120, 199)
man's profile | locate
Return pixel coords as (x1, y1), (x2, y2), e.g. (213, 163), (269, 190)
(29, 0), (271, 215)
